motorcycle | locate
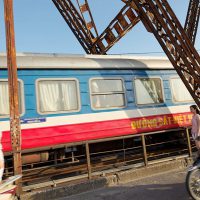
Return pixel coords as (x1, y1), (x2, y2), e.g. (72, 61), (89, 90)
(0, 174), (22, 200)
(186, 158), (200, 200)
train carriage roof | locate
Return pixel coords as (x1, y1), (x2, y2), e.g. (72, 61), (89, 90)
(0, 53), (174, 69)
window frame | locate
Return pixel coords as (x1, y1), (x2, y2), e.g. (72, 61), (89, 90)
(0, 79), (25, 118)
(170, 77), (194, 103)
(89, 77), (127, 111)
(133, 76), (165, 106)
(36, 78), (81, 115)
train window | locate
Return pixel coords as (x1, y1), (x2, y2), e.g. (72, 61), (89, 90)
(170, 78), (193, 102)
(0, 80), (24, 117)
(36, 79), (81, 114)
(90, 78), (126, 110)
(134, 78), (164, 105)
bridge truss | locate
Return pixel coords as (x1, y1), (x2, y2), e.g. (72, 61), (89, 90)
(52, 0), (200, 107)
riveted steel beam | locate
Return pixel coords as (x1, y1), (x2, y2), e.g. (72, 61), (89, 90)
(52, 0), (101, 54)
(4, 0), (22, 196)
(130, 0), (200, 107)
(93, 1), (140, 54)
(76, 0), (98, 42)
(184, 0), (200, 44)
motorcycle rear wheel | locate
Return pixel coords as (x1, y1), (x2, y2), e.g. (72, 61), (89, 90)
(186, 168), (200, 200)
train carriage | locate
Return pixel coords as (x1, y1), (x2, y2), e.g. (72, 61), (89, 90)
(0, 53), (194, 158)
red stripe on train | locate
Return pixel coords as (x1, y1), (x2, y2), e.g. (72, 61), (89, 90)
(2, 112), (192, 152)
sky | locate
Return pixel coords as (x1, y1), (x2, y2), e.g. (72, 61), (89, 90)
(0, 0), (199, 56)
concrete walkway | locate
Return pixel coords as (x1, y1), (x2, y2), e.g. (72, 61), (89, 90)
(57, 169), (191, 200)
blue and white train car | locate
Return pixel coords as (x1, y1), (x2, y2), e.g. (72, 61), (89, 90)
(0, 53), (193, 153)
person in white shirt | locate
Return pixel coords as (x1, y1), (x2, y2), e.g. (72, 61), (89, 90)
(190, 105), (200, 159)
(0, 130), (4, 183)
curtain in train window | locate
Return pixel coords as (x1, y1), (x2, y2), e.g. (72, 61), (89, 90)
(38, 80), (79, 113)
(0, 81), (23, 116)
(90, 79), (125, 109)
(170, 78), (193, 102)
(135, 78), (164, 105)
